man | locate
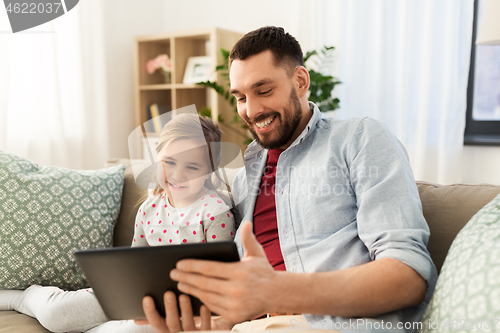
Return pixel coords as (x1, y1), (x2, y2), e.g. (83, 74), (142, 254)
(137, 26), (437, 333)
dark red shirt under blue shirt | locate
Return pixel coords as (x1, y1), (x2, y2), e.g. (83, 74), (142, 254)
(252, 149), (286, 271)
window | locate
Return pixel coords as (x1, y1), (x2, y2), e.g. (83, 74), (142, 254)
(464, 0), (500, 145)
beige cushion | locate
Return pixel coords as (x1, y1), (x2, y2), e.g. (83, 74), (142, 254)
(417, 182), (500, 273)
(107, 159), (148, 247)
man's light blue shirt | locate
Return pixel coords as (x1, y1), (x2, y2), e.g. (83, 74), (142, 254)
(232, 102), (437, 333)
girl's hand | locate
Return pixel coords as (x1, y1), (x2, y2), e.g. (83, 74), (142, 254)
(170, 221), (278, 323)
(134, 291), (213, 333)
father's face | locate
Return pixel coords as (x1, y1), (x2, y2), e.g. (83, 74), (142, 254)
(229, 50), (302, 150)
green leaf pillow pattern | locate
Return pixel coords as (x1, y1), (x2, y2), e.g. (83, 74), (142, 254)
(0, 150), (126, 291)
(418, 194), (500, 333)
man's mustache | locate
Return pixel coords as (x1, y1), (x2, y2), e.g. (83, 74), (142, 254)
(245, 112), (279, 124)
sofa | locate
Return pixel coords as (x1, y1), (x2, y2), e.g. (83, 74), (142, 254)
(1, 159), (499, 333)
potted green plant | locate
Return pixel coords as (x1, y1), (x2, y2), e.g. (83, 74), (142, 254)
(304, 46), (341, 112)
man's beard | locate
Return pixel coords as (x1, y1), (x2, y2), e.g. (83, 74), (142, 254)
(247, 88), (302, 150)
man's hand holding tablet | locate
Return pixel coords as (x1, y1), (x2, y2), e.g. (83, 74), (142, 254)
(74, 242), (240, 326)
(135, 221), (273, 332)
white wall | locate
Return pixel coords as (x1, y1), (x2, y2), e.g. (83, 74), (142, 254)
(463, 146), (500, 185)
(100, 0), (306, 161)
(159, 0), (343, 60)
(99, 0), (500, 185)
(161, 1), (296, 41)
(100, 0), (166, 160)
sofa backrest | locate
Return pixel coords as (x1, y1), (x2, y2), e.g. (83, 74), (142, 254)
(112, 160), (500, 275)
(416, 181), (500, 273)
(110, 159), (147, 247)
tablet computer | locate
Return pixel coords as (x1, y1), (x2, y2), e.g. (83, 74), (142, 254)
(74, 241), (240, 320)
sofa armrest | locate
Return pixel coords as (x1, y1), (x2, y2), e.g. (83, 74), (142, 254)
(106, 159), (148, 247)
(417, 181), (500, 273)
(0, 311), (50, 333)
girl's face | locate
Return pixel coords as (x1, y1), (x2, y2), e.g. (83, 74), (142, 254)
(157, 139), (211, 208)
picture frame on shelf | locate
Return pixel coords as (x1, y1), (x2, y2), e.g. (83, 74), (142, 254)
(183, 56), (213, 84)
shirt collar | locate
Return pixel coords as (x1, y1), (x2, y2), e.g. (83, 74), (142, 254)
(244, 102), (322, 159)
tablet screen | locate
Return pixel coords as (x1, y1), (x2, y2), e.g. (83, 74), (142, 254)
(74, 241), (240, 320)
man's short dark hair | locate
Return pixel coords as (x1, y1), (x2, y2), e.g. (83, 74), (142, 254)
(229, 26), (303, 77)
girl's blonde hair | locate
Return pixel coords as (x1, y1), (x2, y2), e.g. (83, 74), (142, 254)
(151, 113), (223, 197)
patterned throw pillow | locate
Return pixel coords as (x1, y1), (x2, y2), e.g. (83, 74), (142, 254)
(419, 194), (500, 333)
(0, 150), (126, 291)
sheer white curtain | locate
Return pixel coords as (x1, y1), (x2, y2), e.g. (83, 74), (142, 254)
(295, 0), (474, 184)
(0, 0), (109, 170)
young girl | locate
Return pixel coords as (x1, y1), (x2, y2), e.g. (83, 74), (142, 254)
(0, 113), (236, 333)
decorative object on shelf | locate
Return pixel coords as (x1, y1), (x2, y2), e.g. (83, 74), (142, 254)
(146, 54), (172, 84)
(183, 56), (213, 84)
(304, 46), (341, 112)
(147, 103), (172, 134)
